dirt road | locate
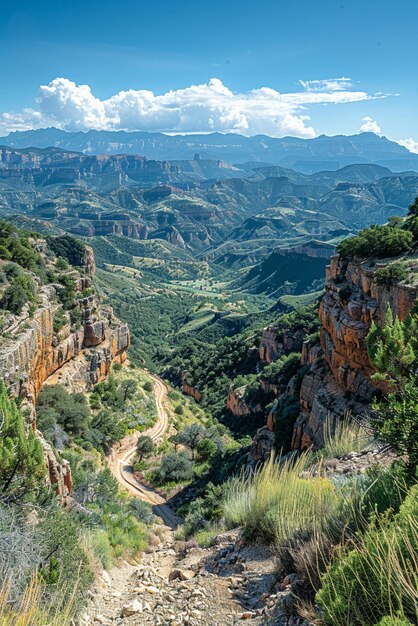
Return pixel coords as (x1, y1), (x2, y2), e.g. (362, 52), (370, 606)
(108, 373), (182, 529)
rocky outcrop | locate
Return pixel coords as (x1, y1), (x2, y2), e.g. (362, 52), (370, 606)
(0, 290), (129, 408)
(181, 372), (202, 402)
(259, 327), (305, 364)
(248, 425), (275, 467)
(226, 386), (261, 417)
(39, 433), (73, 504)
(292, 254), (418, 448)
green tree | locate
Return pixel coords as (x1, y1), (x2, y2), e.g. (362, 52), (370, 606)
(366, 305), (418, 387)
(371, 382), (418, 473)
(176, 423), (207, 460)
(367, 305), (418, 473)
(36, 385), (91, 438)
(196, 437), (217, 462)
(136, 435), (154, 461)
(155, 451), (193, 484)
(0, 383), (45, 498)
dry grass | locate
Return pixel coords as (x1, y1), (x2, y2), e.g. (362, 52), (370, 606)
(320, 412), (372, 460)
(224, 453), (338, 546)
(0, 576), (76, 626)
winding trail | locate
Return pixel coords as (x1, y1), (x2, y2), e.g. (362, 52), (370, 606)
(108, 373), (182, 529)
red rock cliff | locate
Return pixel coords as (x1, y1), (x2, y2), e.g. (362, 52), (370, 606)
(0, 247), (129, 501)
(293, 254), (418, 448)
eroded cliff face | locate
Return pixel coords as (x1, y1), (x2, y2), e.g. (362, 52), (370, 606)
(294, 254), (418, 448)
(181, 372), (203, 402)
(259, 327), (305, 364)
(250, 253), (418, 460)
(0, 245), (129, 502)
(226, 386), (261, 417)
(0, 289), (129, 408)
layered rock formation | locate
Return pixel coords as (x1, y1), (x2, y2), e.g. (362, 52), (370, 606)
(0, 243), (129, 502)
(181, 372), (203, 403)
(293, 255), (418, 448)
(0, 288), (129, 408)
(226, 386), (261, 417)
(250, 253), (418, 460)
(259, 327), (305, 364)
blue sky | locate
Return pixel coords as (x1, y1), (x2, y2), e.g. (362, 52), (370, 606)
(0, 0), (417, 147)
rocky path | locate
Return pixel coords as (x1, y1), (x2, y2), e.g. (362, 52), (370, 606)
(107, 373), (181, 528)
(84, 373), (311, 626)
(80, 527), (304, 626)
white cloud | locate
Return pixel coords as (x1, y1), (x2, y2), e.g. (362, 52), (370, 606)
(0, 77), (389, 138)
(299, 77), (353, 92)
(397, 137), (418, 154)
(359, 116), (383, 135)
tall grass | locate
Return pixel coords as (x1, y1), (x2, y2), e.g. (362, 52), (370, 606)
(316, 485), (418, 626)
(320, 412), (372, 459)
(0, 576), (76, 626)
(224, 453), (338, 546)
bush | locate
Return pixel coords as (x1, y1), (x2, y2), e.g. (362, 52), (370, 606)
(136, 435), (154, 461)
(337, 225), (413, 259)
(374, 614), (413, 625)
(196, 437), (217, 462)
(36, 385), (91, 440)
(53, 309), (68, 333)
(47, 235), (86, 267)
(55, 256), (69, 270)
(316, 485), (418, 626)
(260, 352), (300, 386)
(154, 451), (193, 484)
(375, 262), (408, 286)
(1, 283), (29, 315)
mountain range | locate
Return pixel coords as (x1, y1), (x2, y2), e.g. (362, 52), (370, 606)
(1, 140), (417, 298)
(1, 129), (418, 172)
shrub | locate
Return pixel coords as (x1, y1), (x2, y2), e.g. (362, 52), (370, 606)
(55, 256), (69, 270)
(260, 352), (300, 386)
(136, 435), (154, 461)
(47, 235), (86, 267)
(337, 225), (413, 259)
(53, 309), (68, 333)
(374, 614), (413, 625)
(375, 262), (408, 286)
(316, 485), (418, 626)
(69, 307), (82, 329)
(142, 380), (153, 392)
(196, 437), (217, 462)
(36, 385), (91, 440)
(154, 451), (193, 484)
(1, 283), (28, 314)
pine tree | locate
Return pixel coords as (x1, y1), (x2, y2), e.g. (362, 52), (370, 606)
(0, 383), (45, 499)
(366, 304), (418, 387)
(366, 305), (418, 473)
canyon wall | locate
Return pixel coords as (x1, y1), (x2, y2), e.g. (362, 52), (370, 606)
(251, 254), (418, 459)
(0, 246), (129, 501)
(293, 255), (418, 448)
